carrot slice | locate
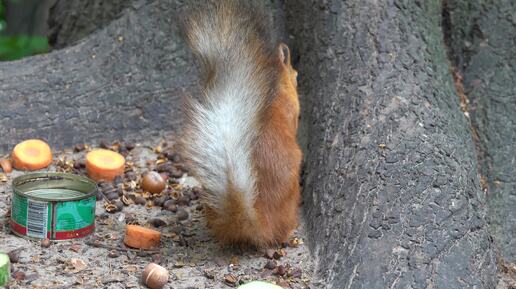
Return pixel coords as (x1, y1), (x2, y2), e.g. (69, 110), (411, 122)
(124, 225), (161, 250)
(0, 159), (12, 173)
(85, 149), (125, 182)
(11, 139), (53, 171)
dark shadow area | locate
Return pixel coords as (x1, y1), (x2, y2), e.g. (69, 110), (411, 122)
(47, 0), (131, 49)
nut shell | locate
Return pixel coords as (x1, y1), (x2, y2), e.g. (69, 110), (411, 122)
(142, 263), (169, 289)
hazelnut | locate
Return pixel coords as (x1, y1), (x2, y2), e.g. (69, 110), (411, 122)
(141, 172), (166, 194)
(142, 263), (169, 289)
(41, 238), (51, 248)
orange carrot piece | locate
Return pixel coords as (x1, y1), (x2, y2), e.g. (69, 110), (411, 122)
(85, 149), (125, 182)
(0, 159), (12, 173)
(124, 225), (161, 250)
(11, 139), (53, 171)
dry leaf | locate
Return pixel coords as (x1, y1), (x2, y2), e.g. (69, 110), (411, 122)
(66, 258), (87, 273)
(69, 244), (81, 252)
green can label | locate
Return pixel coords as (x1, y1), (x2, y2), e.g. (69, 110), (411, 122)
(55, 197), (95, 231)
(11, 193), (51, 239)
(11, 190), (96, 240)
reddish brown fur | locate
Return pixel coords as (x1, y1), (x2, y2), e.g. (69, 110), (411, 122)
(181, 0), (302, 248)
(204, 44), (302, 247)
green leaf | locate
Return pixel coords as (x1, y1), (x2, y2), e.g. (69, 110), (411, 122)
(0, 35), (49, 61)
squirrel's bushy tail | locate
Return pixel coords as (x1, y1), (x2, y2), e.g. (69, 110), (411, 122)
(181, 0), (279, 246)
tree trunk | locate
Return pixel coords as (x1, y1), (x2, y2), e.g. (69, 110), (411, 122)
(3, 0), (52, 36)
(47, 0), (131, 48)
(0, 0), (195, 153)
(286, 0), (497, 288)
(445, 0), (516, 263)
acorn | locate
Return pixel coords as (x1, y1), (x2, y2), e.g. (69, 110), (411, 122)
(142, 263), (169, 289)
(141, 172), (166, 194)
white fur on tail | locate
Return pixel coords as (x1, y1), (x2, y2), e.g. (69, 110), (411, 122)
(182, 0), (275, 214)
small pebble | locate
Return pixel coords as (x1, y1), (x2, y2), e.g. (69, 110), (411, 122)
(274, 265), (286, 276)
(264, 260), (277, 270)
(152, 254), (162, 264)
(96, 192), (104, 201)
(108, 251), (120, 258)
(107, 192), (119, 201)
(113, 176), (123, 186)
(150, 218), (167, 227)
(177, 236), (188, 247)
(163, 200), (177, 212)
(99, 182), (114, 190)
(8, 250), (20, 263)
(169, 167), (183, 178)
(114, 200), (124, 211)
(99, 140), (110, 149)
(73, 161), (83, 170)
(125, 213), (136, 224)
(177, 195), (190, 206)
(156, 163), (173, 173)
(288, 268), (302, 278)
(171, 154), (182, 163)
(153, 196), (166, 207)
(125, 142), (135, 151)
(74, 144), (86, 152)
(12, 271), (26, 281)
(190, 187), (202, 200)
(164, 150), (176, 161)
(176, 209), (189, 221)
(134, 196), (147, 206)
(125, 171), (137, 181)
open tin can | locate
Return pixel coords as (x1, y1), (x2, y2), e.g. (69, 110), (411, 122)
(10, 173), (97, 240)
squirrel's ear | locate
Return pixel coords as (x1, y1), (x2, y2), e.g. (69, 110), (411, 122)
(278, 43), (291, 66)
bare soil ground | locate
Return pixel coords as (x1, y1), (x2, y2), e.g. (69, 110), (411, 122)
(0, 137), (315, 289)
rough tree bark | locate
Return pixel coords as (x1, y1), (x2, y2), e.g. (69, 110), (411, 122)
(3, 0), (52, 36)
(0, 0), (195, 154)
(445, 0), (516, 264)
(0, 0), (512, 288)
(47, 0), (131, 48)
(287, 0), (497, 288)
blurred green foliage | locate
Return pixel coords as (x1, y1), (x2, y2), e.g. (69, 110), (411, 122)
(0, 0), (49, 61)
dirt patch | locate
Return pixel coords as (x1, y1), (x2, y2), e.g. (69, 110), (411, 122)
(0, 137), (315, 289)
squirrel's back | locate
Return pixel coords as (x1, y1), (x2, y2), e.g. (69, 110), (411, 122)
(181, 0), (301, 247)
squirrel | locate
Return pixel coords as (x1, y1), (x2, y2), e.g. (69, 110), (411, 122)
(180, 0), (302, 247)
